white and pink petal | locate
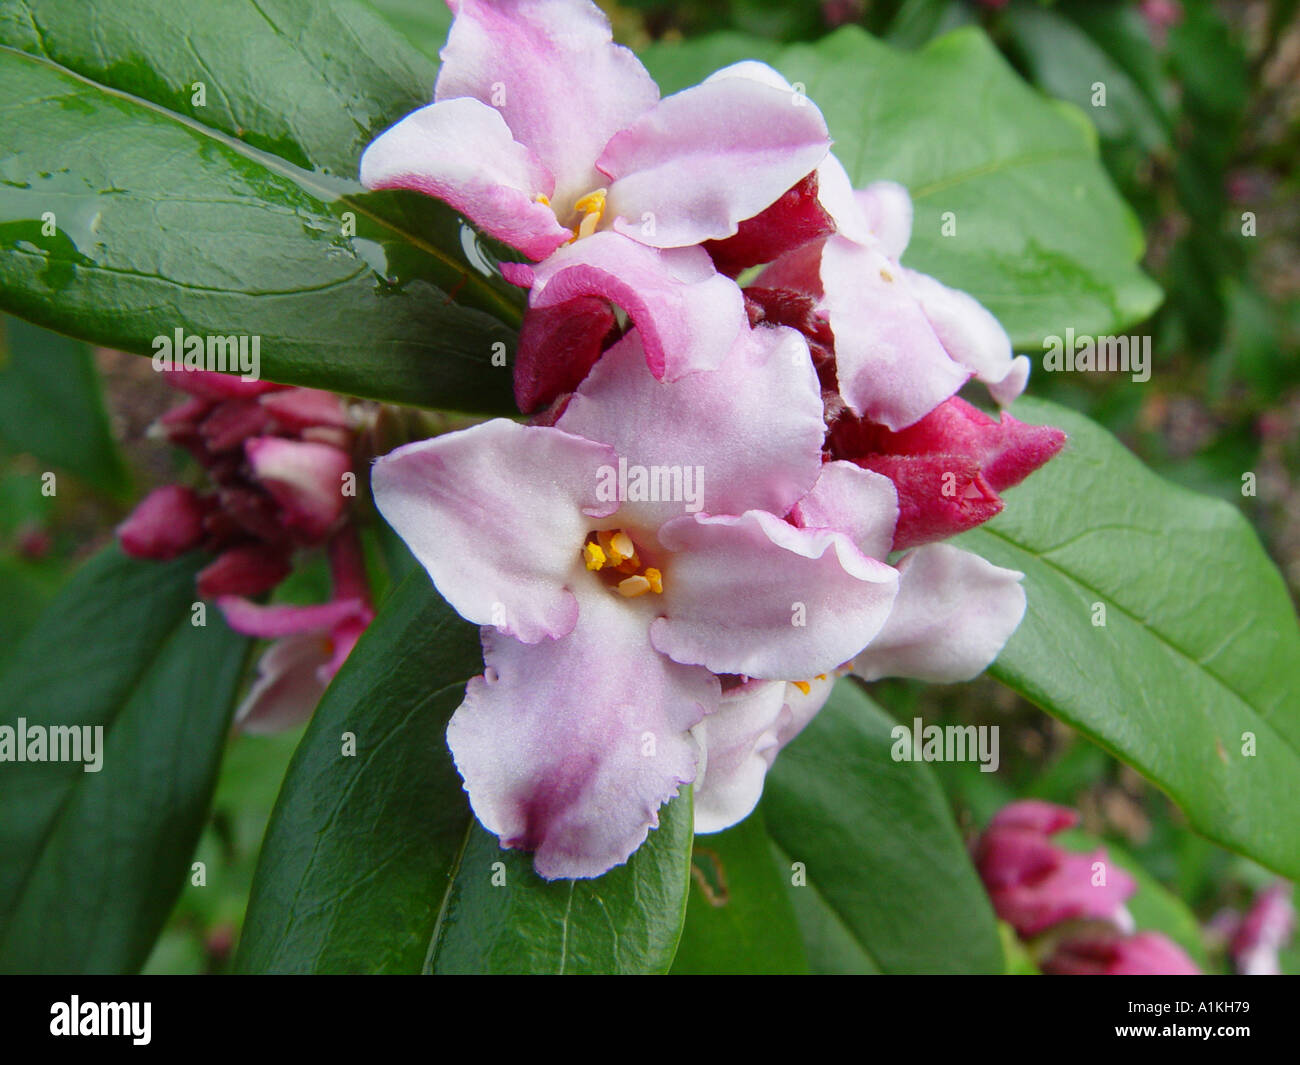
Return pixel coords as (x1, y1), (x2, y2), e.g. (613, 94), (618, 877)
(447, 587), (717, 880)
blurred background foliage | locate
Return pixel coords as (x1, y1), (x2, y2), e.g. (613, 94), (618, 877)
(0, 0), (1294, 972)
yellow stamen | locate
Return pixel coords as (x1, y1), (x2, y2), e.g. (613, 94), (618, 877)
(617, 574), (652, 598)
(535, 192), (551, 206)
(583, 541), (606, 571)
(616, 557), (641, 575)
(879, 268), (895, 283)
(609, 530), (635, 561)
(792, 680), (812, 695)
(597, 530), (626, 565)
(644, 567), (663, 594)
(572, 188), (607, 240)
(815, 674), (826, 681)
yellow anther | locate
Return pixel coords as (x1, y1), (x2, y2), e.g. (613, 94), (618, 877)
(572, 188), (607, 240)
(597, 530), (624, 565)
(583, 541), (606, 571)
(535, 192), (551, 206)
(644, 567), (663, 594)
(879, 268), (895, 283)
(792, 680), (812, 695)
(617, 574), (652, 598)
(815, 674), (827, 681)
(609, 530), (634, 559)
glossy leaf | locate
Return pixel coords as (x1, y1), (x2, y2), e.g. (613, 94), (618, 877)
(641, 25), (1162, 347)
(669, 810), (808, 974)
(0, 3), (523, 412)
(0, 315), (130, 497)
(0, 546), (249, 973)
(428, 795), (692, 975)
(958, 397), (1300, 879)
(237, 573), (694, 974)
(763, 679), (1003, 974)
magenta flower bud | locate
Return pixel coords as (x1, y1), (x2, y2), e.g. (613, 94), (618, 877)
(260, 388), (349, 432)
(117, 485), (209, 560)
(245, 437), (351, 540)
(163, 368), (283, 400)
(974, 800), (1136, 938)
(199, 398), (273, 453)
(1042, 930), (1200, 976)
(832, 397), (1066, 550)
(196, 544), (291, 599)
(1232, 883), (1295, 976)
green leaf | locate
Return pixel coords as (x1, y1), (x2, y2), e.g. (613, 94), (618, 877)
(369, 0), (453, 60)
(0, 3), (522, 412)
(958, 397), (1300, 879)
(0, 0), (436, 177)
(428, 794), (692, 975)
(669, 810), (808, 974)
(1004, 0), (1171, 152)
(641, 26), (1162, 346)
(0, 546), (249, 973)
(0, 315), (130, 497)
(236, 573), (694, 974)
(762, 679), (1002, 973)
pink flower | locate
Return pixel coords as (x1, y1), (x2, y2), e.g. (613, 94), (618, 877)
(218, 531), (375, 733)
(974, 800), (1137, 938)
(119, 369), (356, 602)
(373, 322), (902, 877)
(1042, 929), (1201, 976)
(759, 157), (1031, 430)
(1232, 883), (1295, 976)
(360, 0), (832, 407)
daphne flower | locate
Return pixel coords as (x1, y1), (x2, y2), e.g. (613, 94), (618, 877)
(372, 323), (900, 877)
(360, 0), (831, 406)
(974, 800), (1137, 938)
(760, 156), (1030, 430)
(218, 531), (374, 733)
(1042, 929), (1200, 975)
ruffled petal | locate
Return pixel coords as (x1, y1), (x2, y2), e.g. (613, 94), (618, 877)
(692, 675), (833, 833)
(651, 511), (899, 679)
(790, 461), (898, 560)
(852, 544), (1026, 683)
(820, 234), (969, 430)
(370, 419), (620, 643)
(557, 324), (824, 531)
(854, 180), (913, 260)
(902, 267), (1024, 400)
(359, 97), (571, 261)
(447, 587), (717, 879)
(435, 0), (658, 210)
(509, 231), (745, 383)
(600, 71), (830, 248)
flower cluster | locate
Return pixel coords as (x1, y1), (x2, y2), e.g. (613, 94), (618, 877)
(362, 0), (1066, 879)
(117, 369), (372, 732)
(975, 800), (1200, 975)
